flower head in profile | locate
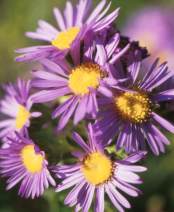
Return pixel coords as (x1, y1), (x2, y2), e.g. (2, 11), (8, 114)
(31, 34), (129, 130)
(0, 79), (41, 140)
(0, 132), (56, 198)
(15, 0), (119, 62)
(94, 55), (174, 155)
(53, 124), (147, 212)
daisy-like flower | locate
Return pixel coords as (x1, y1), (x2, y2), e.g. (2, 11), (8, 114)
(31, 34), (129, 130)
(0, 79), (41, 139)
(53, 124), (147, 212)
(0, 132), (56, 198)
(15, 0), (119, 62)
(94, 57), (174, 155)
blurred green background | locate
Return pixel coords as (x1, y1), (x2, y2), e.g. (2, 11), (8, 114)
(1, 0), (174, 211)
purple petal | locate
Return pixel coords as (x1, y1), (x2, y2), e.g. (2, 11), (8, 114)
(143, 124), (160, 155)
(82, 185), (95, 212)
(98, 86), (113, 97)
(108, 182), (131, 208)
(40, 59), (68, 77)
(72, 132), (90, 153)
(64, 1), (73, 28)
(75, 0), (92, 26)
(95, 185), (104, 212)
(106, 33), (119, 58)
(73, 95), (88, 125)
(31, 79), (67, 88)
(151, 124), (170, 145)
(38, 19), (59, 35)
(64, 180), (86, 206)
(93, 8), (119, 32)
(105, 184), (124, 212)
(86, 0), (106, 24)
(25, 32), (52, 42)
(124, 151), (146, 163)
(56, 172), (83, 192)
(113, 179), (139, 197)
(31, 88), (70, 103)
(52, 96), (76, 118)
(57, 98), (78, 130)
(152, 112), (174, 133)
(53, 8), (66, 30)
(152, 89), (174, 102)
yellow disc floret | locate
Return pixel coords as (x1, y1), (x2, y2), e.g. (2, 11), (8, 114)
(68, 63), (103, 96)
(115, 91), (152, 123)
(21, 145), (44, 173)
(81, 152), (113, 185)
(52, 27), (80, 50)
(16, 105), (30, 130)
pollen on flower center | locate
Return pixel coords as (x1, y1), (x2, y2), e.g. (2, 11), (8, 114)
(51, 27), (80, 50)
(16, 105), (30, 130)
(115, 91), (152, 123)
(68, 63), (103, 96)
(81, 152), (113, 185)
(21, 145), (44, 173)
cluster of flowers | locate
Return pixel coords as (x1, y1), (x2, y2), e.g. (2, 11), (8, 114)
(0, 1), (174, 211)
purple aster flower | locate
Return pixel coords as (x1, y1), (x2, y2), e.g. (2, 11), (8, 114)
(0, 132), (56, 198)
(123, 7), (174, 70)
(53, 124), (147, 212)
(31, 34), (129, 130)
(93, 57), (174, 155)
(15, 0), (119, 62)
(0, 79), (41, 140)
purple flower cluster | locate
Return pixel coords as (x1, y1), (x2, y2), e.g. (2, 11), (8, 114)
(0, 0), (174, 211)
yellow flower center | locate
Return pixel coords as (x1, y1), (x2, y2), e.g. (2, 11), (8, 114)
(81, 152), (113, 185)
(115, 91), (152, 123)
(21, 145), (44, 173)
(68, 63), (103, 96)
(51, 27), (80, 50)
(15, 105), (30, 130)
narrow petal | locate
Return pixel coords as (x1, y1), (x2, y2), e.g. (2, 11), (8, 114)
(152, 112), (174, 133)
(108, 182), (131, 208)
(76, 0), (92, 26)
(119, 164), (147, 173)
(95, 185), (105, 212)
(65, 180), (86, 206)
(57, 98), (78, 130)
(31, 88), (70, 103)
(53, 8), (66, 30)
(151, 124), (170, 145)
(152, 89), (174, 102)
(86, 0), (106, 24)
(72, 132), (90, 152)
(113, 179), (139, 197)
(105, 184), (124, 212)
(64, 1), (73, 28)
(52, 96), (76, 118)
(38, 19), (59, 35)
(40, 59), (68, 77)
(25, 32), (52, 42)
(73, 95), (88, 125)
(124, 151), (147, 163)
(82, 185), (95, 212)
